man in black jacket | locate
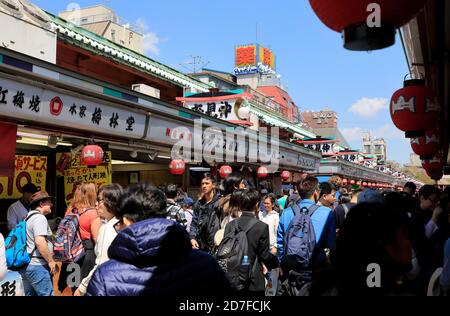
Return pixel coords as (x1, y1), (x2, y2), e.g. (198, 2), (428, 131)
(190, 174), (221, 254)
(224, 189), (279, 294)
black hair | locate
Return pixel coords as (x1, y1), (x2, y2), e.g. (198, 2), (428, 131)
(222, 172), (243, 195)
(239, 189), (261, 213)
(259, 180), (273, 194)
(339, 193), (351, 205)
(119, 184), (167, 223)
(22, 183), (38, 194)
(418, 185), (440, 199)
(336, 202), (411, 295)
(203, 173), (217, 184)
(165, 184), (178, 199)
(299, 176), (319, 199)
(99, 184), (124, 218)
(282, 189), (290, 196)
(319, 182), (334, 199)
(404, 182), (417, 193)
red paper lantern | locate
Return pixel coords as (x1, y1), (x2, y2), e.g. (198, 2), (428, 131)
(362, 182), (368, 187)
(342, 179), (348, 185)
(80, 145), (104, 167)
(390, 79), (440, 138)
(219, 165), (233, 179)
(356, 181), (362, 186)
(257, 166), (269, 179)
(309, 0), (426, 50)
(422, 157), (443, 173)
(281, 171), (291, 182)
(350, 180), (355, 185)
(411, 129), (440, 159)
(169, 160), (186, 175)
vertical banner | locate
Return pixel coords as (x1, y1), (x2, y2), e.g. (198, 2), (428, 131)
(0, 156), (47, 199)
(56, 151), (112, 204)
(0, 122), (17, 178)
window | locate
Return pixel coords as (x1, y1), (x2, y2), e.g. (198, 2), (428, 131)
(375, 145), (382, 154)
(364, 145), (371, 153)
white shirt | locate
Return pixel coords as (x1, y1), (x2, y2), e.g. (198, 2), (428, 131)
(7, 200), (28, 231)
(259, 210), (279, 249)
(0, 234), (6, 281)
(77, 217), (119, 295)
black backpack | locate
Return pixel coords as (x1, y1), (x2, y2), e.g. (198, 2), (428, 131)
(215, 219), (258, 291)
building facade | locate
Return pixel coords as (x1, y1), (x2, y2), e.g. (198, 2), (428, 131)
(362, 132), (387, 165)
(59, 5), (144, 54)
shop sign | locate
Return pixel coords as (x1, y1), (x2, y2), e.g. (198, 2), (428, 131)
(0, 155), (47, 199)
(0, 271), (24, 296)
(0, 77), (146, 139)
(56, 151), (112, 204)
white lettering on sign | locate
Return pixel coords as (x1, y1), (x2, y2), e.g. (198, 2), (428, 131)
(0, 77), (146, 139)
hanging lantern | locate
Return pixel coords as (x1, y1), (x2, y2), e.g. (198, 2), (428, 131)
(80, 145), (104, 167)
(350, 180), (356, 185)
(422, 157), (443, 173)
(169, 160), (186, 175)
(219, 165), (233, 179)
(362, 182), (368, 187)
(390, 78), (440, 138)
(257, 166), (269, 179)
(429, 171), (443, 181)
(342, 178), (348, 185)
(281, 171), (291, 182)
(356, 181), (362, 186)
(309, 0), (427, 51)
(411, 128), (440, 160)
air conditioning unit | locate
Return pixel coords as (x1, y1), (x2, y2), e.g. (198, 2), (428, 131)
(132, 84), (160, 99)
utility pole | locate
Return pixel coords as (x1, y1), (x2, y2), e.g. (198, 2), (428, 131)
(179, 55), (210, 73)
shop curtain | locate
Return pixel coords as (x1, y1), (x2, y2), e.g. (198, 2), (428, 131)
(0, 122), (17, 178)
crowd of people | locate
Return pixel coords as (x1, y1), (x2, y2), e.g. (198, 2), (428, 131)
(1, 173), (449, 296)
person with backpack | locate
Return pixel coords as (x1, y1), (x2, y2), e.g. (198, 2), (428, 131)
(86, 184), (231, 296)
(165, 184), (187, 229)
(216, 189), (278, 295)
(334, 189), (360, 235)
(285, 180), (302, 209)
(0, 233), (6, 281)
(317, 182), (337, 209)
(276, 176), (336, 296)
(190, 174), (221, 254)
(56, 183), (101, 295)
(6, 183), (38, 232)
(74, 184), (124, 296)
(16, 191), (57, 296)
(181, 197), (195, 233)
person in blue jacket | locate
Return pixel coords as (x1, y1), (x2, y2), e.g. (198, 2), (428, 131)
(86, 184), (231, 296)
(277, 176), (336, 268)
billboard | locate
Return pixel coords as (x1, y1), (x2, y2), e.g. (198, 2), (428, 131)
(235, 44), (276, 75)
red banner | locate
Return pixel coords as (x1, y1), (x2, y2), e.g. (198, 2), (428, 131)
(0, 122), (17, 178)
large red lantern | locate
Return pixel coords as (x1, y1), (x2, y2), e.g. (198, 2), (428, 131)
(362, 182), (368, 187)
(422, 157), (443, 173)
(169, 160), (186, 175)
(281, 171), (291, 182)
(390, 79), (440, 138)
(429, 171), (443, 181)
(411, 129), (440, 159)
(309, 0), (426, 51)
(257, 166), (269, 179)
(80, 145), (104, 167)
(350, 180), (355, 185)
(219, 165), (233, 179)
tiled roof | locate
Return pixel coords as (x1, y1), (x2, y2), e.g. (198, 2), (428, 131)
(49, 13), (212, 92)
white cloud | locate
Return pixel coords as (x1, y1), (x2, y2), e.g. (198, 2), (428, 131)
(348, 97), (388, 118)
(135, 18), (161, 56)
(342, 124), (403, 143)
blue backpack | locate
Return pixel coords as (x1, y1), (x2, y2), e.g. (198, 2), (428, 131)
(283, 204), (319, 271)
(5, 212), (40, 271)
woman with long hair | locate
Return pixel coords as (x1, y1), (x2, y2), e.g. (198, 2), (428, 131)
(58, 183), (101, 295)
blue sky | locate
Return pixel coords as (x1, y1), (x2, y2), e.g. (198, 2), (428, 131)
(33, 0), (412, 164)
